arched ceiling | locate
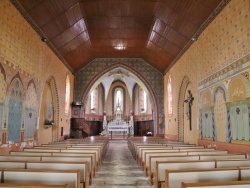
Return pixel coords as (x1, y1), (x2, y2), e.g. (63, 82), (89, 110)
(11, 0), (229, 73)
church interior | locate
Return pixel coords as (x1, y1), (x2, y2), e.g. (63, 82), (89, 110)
(0, 0), (250, 187)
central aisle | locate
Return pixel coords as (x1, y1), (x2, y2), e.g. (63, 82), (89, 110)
(90, 139), (152, 188)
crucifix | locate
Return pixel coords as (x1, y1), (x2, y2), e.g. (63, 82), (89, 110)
(184, 90), (194, 130)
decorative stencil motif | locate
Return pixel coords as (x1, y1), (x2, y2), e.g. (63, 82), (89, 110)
(0, 68), (7, 104)
(8, 98), (22, 143)
(24, 109), (36, 139)
(0, 104), (3, 140)
(214, 88), (227, 142)
(7, 78), (24, 143)
(230, 104), (249, 141)
(201, 110), (213, 139)
(25, 81), (37, 139)
(25, 81), (37, 109)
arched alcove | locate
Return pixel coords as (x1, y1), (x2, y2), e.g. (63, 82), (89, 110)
(80, 63), (160, 134)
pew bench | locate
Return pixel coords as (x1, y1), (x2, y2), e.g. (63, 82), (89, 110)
(154, 160), (216, 188)
(0, 183), (68, 188)
(199, 154), (247, 160)
(2, 169), (80, 188)
(143, 151), (188, 175)
(0, 160), (89, 188)
(165, 167), (239, 188)
(148, 155), (201, 186)
(181, 181), (250, 188)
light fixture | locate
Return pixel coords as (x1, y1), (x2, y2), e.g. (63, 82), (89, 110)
(41, 37), (47, 42)
(191, 37), (197, 42)
(114, 43), (126, 50)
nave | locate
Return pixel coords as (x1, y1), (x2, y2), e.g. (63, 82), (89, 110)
(90, 140), (152, 188)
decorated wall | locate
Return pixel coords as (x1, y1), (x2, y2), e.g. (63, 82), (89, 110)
(164, 0), (250, 151)
(0, 0), (73, 153)
(74, 58), (164, 133)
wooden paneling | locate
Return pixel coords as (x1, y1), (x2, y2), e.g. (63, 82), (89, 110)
(14, 0), (226, 72)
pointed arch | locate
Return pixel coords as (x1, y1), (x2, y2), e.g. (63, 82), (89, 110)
(177, 76), (191, 141)
(38, 76), (59, 144)
(80, 63), (160, 134)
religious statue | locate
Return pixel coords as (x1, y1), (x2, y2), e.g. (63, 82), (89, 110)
(184, 90), (194, 130)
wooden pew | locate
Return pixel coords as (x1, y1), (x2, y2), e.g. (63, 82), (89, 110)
(140, 149), (181, 166)
(26, 161), (89, 188)
(239, 167), (250, 180)
(187, 150), (228, 155)
(216, 159), (250, 168)
(2, 169), (80, 188)
(0, 155), (41, 161)
(181, 181), (250, 188)
(149, 155), (200, 186)
(165, 167), (239, 188)
(0, 161), (26, 168)
(154, 160), (216, 188)
(199, 154), (247, 160)
(23, 148), (101, 168)
(10, 151), (96, 175)
(143, 151), (188, 174)
(0, 154), (94, 185)
(153, 158), (250, 188)
(0, 160), (89, 188)
(0, 183), (68, 188)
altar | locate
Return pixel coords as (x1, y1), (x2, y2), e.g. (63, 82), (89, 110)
(102, 102), (134, 138)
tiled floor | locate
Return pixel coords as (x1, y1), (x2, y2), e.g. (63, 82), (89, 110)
(90, 139), (152, 188)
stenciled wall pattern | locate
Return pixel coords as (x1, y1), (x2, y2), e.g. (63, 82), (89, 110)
(199, 56), (250, 144)
(0, 62), (40, 143)
(74, 58), (164, 133)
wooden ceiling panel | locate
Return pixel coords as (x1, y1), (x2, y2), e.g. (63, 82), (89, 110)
(108, 29), (138, 39)
(27, 0), (78, 27)
(17, 0), (46, 11)
(58, 31), (90, 56)
(51, 19), (87, 49)
(13, 0), (227, 73)
(88, 29), (110, 39)
(41, 4), (82, 40)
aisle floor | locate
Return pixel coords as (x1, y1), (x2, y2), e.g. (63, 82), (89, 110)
(90, 139), (152, 188)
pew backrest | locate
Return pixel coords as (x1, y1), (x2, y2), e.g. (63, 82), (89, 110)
(165, 167), (239, 188)
(0, 183), (68, 188)
(26, 161), (88, 184)
(239, 167), (250, 180)
(199, 154), (246, 160)
(157, 160), (216, 182)
(0, 155), (41, 161)
(216, 159), (250, 168)
(150, 155), (200, 174)
(181, 181), (250, 188)
(188, 150), (228, 155)
(0, 161), (26, 168)
(10, 151), (52, 156)
(3, 169), (80, 188)
(145, 151), (188, 168)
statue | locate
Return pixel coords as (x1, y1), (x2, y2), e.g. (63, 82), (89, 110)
(184, 90), (194, 130)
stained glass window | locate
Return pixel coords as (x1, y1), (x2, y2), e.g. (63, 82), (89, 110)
(65, 75), (70, 115)
(168, 75), (173, 115)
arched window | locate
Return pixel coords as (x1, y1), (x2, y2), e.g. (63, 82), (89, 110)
(143, 90), (147, 112)
(114, 87), (124, 112)
(140, 88), (147, 113)
(65, 75), (70, 115)
(167, 74), (173, 115)
(90, 90), (95, 110)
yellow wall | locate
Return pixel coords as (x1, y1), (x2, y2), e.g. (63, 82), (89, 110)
(164, 0), (250, 144)
(0, 0), (74, 145)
